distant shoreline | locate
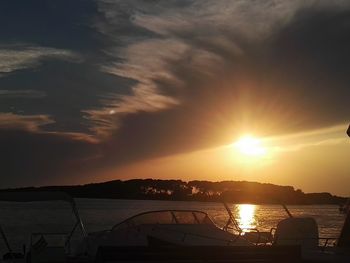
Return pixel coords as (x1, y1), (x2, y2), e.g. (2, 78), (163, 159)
(0, 179), (346, 205)
(72, 197), (344, 206)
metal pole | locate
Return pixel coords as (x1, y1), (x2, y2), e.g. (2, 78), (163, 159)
(282, 204), (293, 218)
(0, 225), (13, 254)
(223, 202), (241, 232)
(70, 200), (87, 238)
(70, 198), (91, 258)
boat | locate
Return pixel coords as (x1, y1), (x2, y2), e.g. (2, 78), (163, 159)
(81, 208), (304, 263)
(82, 202), (350, 263)
(81, 209), (252, 254)
(0, 191), (90, 263)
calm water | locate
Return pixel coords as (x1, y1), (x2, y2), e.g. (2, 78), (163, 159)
(0, 199), (345, 253)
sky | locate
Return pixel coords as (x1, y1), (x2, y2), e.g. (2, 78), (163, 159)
(1, 0), (350, 195)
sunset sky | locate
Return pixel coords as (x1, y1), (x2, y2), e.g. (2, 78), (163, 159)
(1, 0), (350, 195)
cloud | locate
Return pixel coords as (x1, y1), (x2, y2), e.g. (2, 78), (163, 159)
(80, 0), (350, 168)
(89, 0), (350, 139)
(0, 45), (81, 75)
(0, 113), (54, 132)
(0, 112), (96, 143)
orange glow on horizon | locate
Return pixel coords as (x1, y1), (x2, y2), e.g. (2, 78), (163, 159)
(91, 124), (350, 196)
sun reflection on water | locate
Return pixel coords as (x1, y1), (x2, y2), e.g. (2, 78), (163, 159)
(237, 204), (257, 231)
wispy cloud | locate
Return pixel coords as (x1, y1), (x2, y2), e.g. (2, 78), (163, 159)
(0, 45), (81, 75)
(0, 113), (53, 132)
(89, 0), (350, 138)
(0, 112), (97, 143)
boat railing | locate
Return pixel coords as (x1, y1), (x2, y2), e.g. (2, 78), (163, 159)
(237, 227), (338, 248)
(240, 228), (276, 245)
(30, 232), (67, 247)
(318, 237), (338, 249)
(29, 230), (82, 255)
(273, 236), (339, 249)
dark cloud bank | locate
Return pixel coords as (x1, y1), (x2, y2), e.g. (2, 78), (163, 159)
(1, 1), (350, 186)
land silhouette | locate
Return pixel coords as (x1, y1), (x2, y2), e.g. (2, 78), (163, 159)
(0, 179), (346, 205)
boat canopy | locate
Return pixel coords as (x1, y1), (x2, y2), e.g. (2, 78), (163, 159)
(0, 191), (87, 238)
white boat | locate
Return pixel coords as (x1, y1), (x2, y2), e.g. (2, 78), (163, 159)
(82, 203), (350, 263)
(80, 209), (253, 257)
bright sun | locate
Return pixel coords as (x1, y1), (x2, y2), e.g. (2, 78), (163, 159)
(234, 135), (266, 157)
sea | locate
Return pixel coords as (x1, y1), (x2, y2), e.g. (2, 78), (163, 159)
(0, 199), (346, 254)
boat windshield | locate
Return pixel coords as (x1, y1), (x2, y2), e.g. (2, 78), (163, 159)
(112, 210), (214, 230)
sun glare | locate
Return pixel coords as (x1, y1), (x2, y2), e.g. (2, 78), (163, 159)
(234, 135), (266, 157)
(237, 204), (256, 231)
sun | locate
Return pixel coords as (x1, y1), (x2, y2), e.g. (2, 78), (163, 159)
(234, 135), (266, 157)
